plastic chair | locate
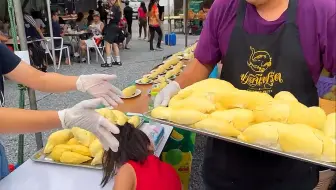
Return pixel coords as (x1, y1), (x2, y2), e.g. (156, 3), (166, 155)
(84, 37), (105, 64)
(45, 37), (71, 69)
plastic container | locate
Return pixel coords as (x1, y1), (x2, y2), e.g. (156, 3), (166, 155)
(148, 91), (158, 111)
(165, 33), (176, 46)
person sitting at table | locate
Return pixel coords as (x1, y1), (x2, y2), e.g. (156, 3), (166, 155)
(51, 11), (70, 65)
(101, 122), (182, 190)
(87, 10), (95, 26)
(76, 12), (88, 31)
(56, 9), (66, 25)
(89, 11), (105, 47)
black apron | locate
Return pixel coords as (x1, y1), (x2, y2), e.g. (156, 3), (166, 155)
(203, 0), (319, 189)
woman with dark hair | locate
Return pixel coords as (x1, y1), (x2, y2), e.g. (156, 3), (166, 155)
(148, 0), (163, 51)
(76, 12), (87, 31)
(102, 0), (122, 67)
(87, 10), (95, 25)
(101, 123), (182, 190)
(138, 1), (147, 40)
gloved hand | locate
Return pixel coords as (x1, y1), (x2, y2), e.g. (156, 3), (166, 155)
(154, 81), (181, 107)
(58, 98), (119, 152)
(76, 74), (123, 107)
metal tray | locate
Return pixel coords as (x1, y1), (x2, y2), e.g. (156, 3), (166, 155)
(31, 148), (103, 170)
(31, 114), (145, 169)
(143, 112), (336, 170)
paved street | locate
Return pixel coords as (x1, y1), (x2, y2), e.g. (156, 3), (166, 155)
(1, 21), (206, 189)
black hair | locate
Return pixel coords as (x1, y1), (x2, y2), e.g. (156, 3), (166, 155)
(51, 11), (57, 17)
(76, 12), (84, 22)
(89, 10), (94, 15)
(101, 122), (152, 187)
(140, 2), (147, 13)
(125, 1), (129, 6)
(148, 0), (156, 12)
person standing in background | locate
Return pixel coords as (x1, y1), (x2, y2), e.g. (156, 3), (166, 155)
(148, 0), (163, 51)
(138, 1), (147, 40)
(123, 1), (133, 49)
(97, 0), (108, 25)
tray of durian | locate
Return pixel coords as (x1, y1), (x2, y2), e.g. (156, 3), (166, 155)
(144, 78), (336, 169)
(31, 109), (144, 169)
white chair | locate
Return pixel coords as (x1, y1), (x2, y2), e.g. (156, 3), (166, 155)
(45, 37), (71, 69)
(84, 37), (105, 64)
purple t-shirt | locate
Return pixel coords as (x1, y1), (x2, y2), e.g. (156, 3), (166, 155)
(195, 0), (336, 83)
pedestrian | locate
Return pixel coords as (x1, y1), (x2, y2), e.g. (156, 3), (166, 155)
(97, 0), (108, 25)
(148, 0), (163, 51)
(138, 1), (147, 40)
(123, 1), (133, 49)
(0, 43), (123, 179)
(155, 0), (335, 189)
(102, 0), (122, 67)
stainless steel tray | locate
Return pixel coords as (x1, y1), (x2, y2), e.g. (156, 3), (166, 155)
(143, 112), (336, 170)
(31, 114), (145, 169)
(31, 148), (103, 170)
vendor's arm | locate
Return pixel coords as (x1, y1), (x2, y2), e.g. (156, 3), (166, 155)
(0, 108), (60, 133)
(113, 163), (136, 190)
(321, 14), (336, 76)
(175, 3), (221, 88)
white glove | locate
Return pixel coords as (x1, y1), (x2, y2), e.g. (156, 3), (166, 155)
(58, 98), (119, 152)
(154, 81), (181, 107)
(76, 74), (123, 107)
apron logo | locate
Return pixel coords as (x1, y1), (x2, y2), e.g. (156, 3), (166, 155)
(240, 47), (283, 93)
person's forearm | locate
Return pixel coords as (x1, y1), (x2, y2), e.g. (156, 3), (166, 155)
(34, 72), (78, 92)
(0, 107), (61, 133)
(176, 58), (214, 89)
(0, 35), (8, 42)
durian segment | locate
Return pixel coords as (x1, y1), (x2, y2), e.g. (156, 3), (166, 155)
(306, 107), (326, 130)
(66, 138), (80, 145)
(324, 113), (336, 140)
(170, 96), (216, 113)
(274, 91), (298, 103)
(128, 115), (141, 128)
(71, 127), (97, 147)
(169, 109), (207, 125)
(254, 100), (291, 123)
(193, 118), (241, 137)
(60, 151), (92, 164)
(89, 139), (103, 157)
(122, 85), (137, 97)
(91, 150), (104, 166)
(69, 144), (91, 156)
(44, 129), (73, 154)
(111, 110), (128, 126)
(49, 144), (72, 162)
(151, 107), (172, 120)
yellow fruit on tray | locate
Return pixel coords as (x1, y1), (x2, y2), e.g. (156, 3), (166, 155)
(274, 91), (298, 103)
(96, 108), (117, 124)
(91, 150), (104, 166)
(278, 124), (323, 158)
(320, 137), (336, 162)
(254, 100), (291, 123)
(66, 138), (79, 145)
(324, 113), (336, 139)
(238, 122), (286, 149)
(60, 151), (92, 164)
(169, 109), (207, 125)
(193, 118), (241, 137)
(69, 144), (91, 156)
(44, 129), (73, 154)
(49, 144), (72, 162)
(122, 85), (136, 97)
(89, 139), (103, 157)
(151, 107), (172, 120)
(165, 70), (174, 79)
(140, 77), (150, 84)
(170, 96), (216, 113)
(128, 115), (141, 128)
(306, 107), (326, 130)
(111, 110), (128, 126)
(210, 108), (254, 132)
(71, 127), (96, 147)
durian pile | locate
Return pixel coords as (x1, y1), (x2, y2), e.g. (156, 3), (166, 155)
(151, 79), (336, 163)
(174, 43), (197, 60)
(139, 56), (185, 84)
(44, 108), (141, 166)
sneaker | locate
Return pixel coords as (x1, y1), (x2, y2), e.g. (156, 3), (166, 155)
(112, 61), (122, 66)
(156, 47), (163, 51)
(150, 48), (155, 51)
(125, 47), (130, 50)
(101, 63), (112, 67)
(74, 52), (80, 57)
(143, 37), (146, 40)
(81, 58), (87, 63)
(138, 36), (141, 40)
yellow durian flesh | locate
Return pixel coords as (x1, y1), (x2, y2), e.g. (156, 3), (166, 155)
(254, 100), (291, 123)
(274, 91), (298, 103)
(165, 70), (174, 79)
(96, 108), (117, 124)
(245, 91), (273, 110)
(91, 150), (104, 166)
(306, 107), (326, 130)
(67, 138), (80, 145)
(210, 108), (254, 132)
(128, 115), (141, 128)
(321, 137), (336, 162)
(111, 110), (128, 126)
(170, 96), (216, 113)
(140, 77), (150, 84)
(193, 118), (241, 137)
(278, 124), (323, 158)
(89, 139), (103, 157)
(49, 144), (72, 162)
(169, 109), (207, 125)
(238, 122), (286, 149)
(122, 85), (137, 97)
(71, 127), (97, 147)
(151, 107), (172, 120)
(44, 129), (73, 154)
(69, 144), (91, 156)
(286, 102), (309, 125)
(60, 151), (92, 164)
(324, 113), (336, 140)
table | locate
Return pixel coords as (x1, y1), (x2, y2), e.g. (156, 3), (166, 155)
(0, 123), (173, 190)
(5, 38), (46, 45)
